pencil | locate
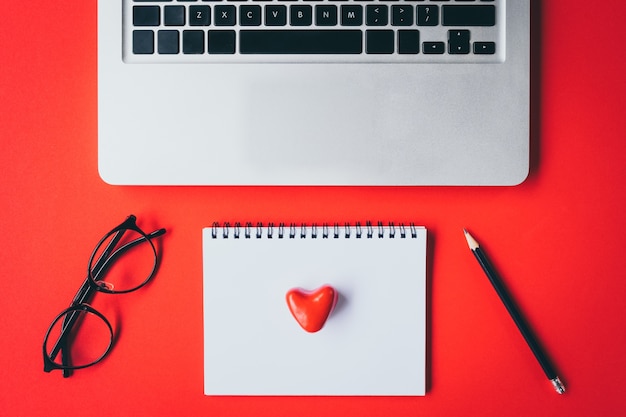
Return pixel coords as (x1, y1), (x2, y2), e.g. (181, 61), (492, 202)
(463, 229), (566, 394)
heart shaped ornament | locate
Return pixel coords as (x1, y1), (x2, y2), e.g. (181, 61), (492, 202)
(286, 285), (338, 333)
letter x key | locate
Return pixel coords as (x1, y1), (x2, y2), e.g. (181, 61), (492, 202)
(215, 5), (236, 26)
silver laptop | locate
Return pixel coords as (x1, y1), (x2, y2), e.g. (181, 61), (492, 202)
(98, 0), (530, 185)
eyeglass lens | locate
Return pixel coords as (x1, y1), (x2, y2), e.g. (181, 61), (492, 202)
(44, 306), (113, 370)
(88, 224), (157, 293)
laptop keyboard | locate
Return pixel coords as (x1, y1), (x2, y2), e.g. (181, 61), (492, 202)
(125, 0), (504, 63)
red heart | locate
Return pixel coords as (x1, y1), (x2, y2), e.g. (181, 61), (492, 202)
(286, 285), (338, 333)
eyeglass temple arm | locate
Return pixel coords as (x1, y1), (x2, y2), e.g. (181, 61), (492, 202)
(46, 227), (167, 371)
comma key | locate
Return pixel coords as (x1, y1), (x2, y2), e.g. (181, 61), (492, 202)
(366, 5), (388, 26)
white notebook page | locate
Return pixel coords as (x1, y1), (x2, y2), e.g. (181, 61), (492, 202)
(203, 224), (427, 396)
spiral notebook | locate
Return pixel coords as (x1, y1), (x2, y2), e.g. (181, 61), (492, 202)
(202, 222), (427, 396)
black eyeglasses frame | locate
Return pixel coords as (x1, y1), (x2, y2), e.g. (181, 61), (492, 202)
(43, 215), (166, 377)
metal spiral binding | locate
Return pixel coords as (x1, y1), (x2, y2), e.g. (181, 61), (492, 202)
(211, 222), (419, 239)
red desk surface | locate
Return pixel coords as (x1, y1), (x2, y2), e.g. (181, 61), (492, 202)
(1, 1), (625, 416)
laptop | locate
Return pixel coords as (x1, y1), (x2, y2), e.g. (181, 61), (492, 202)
(98, 0), (530, 185)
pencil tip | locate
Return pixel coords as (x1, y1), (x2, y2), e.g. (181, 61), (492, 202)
(463, 228), (479, 250)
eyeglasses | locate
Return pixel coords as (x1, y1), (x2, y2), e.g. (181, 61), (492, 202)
(43, 215), (166, 377)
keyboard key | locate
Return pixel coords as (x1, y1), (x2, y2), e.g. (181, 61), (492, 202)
(241, 5), (262, 26)
(423, 41), (444, 54)
(291, 5), (313, 26)
(209, 30), (236, 54)
(398, 30), (419, 54)
(183, 30), (205, 54)
(240, 30), (362, 54)
(417, 5), (438, 26)
(158, 30), (179, 54)
(442, 5), (495, 26)
(164, 6), (185, 26)
(366, 30), (394, 54)
(474, 41), (496, 54)
(341, 5), (363, 26)
(133, 30), (154, 54)
(133, 6), (160, 26)
(189, 6), (211, 25)
(266, 5), (287, 26)
(316, 5), (338, 26)
(448, 29), (470, 54)
(214, 5), (237, 26)
(392, 5), (413, 26)
(366, 5), (388, 26)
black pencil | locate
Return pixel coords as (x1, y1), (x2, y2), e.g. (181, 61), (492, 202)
(463, 229), (565, 394)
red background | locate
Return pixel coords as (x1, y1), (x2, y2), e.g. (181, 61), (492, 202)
(1, 1), (625, 415)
